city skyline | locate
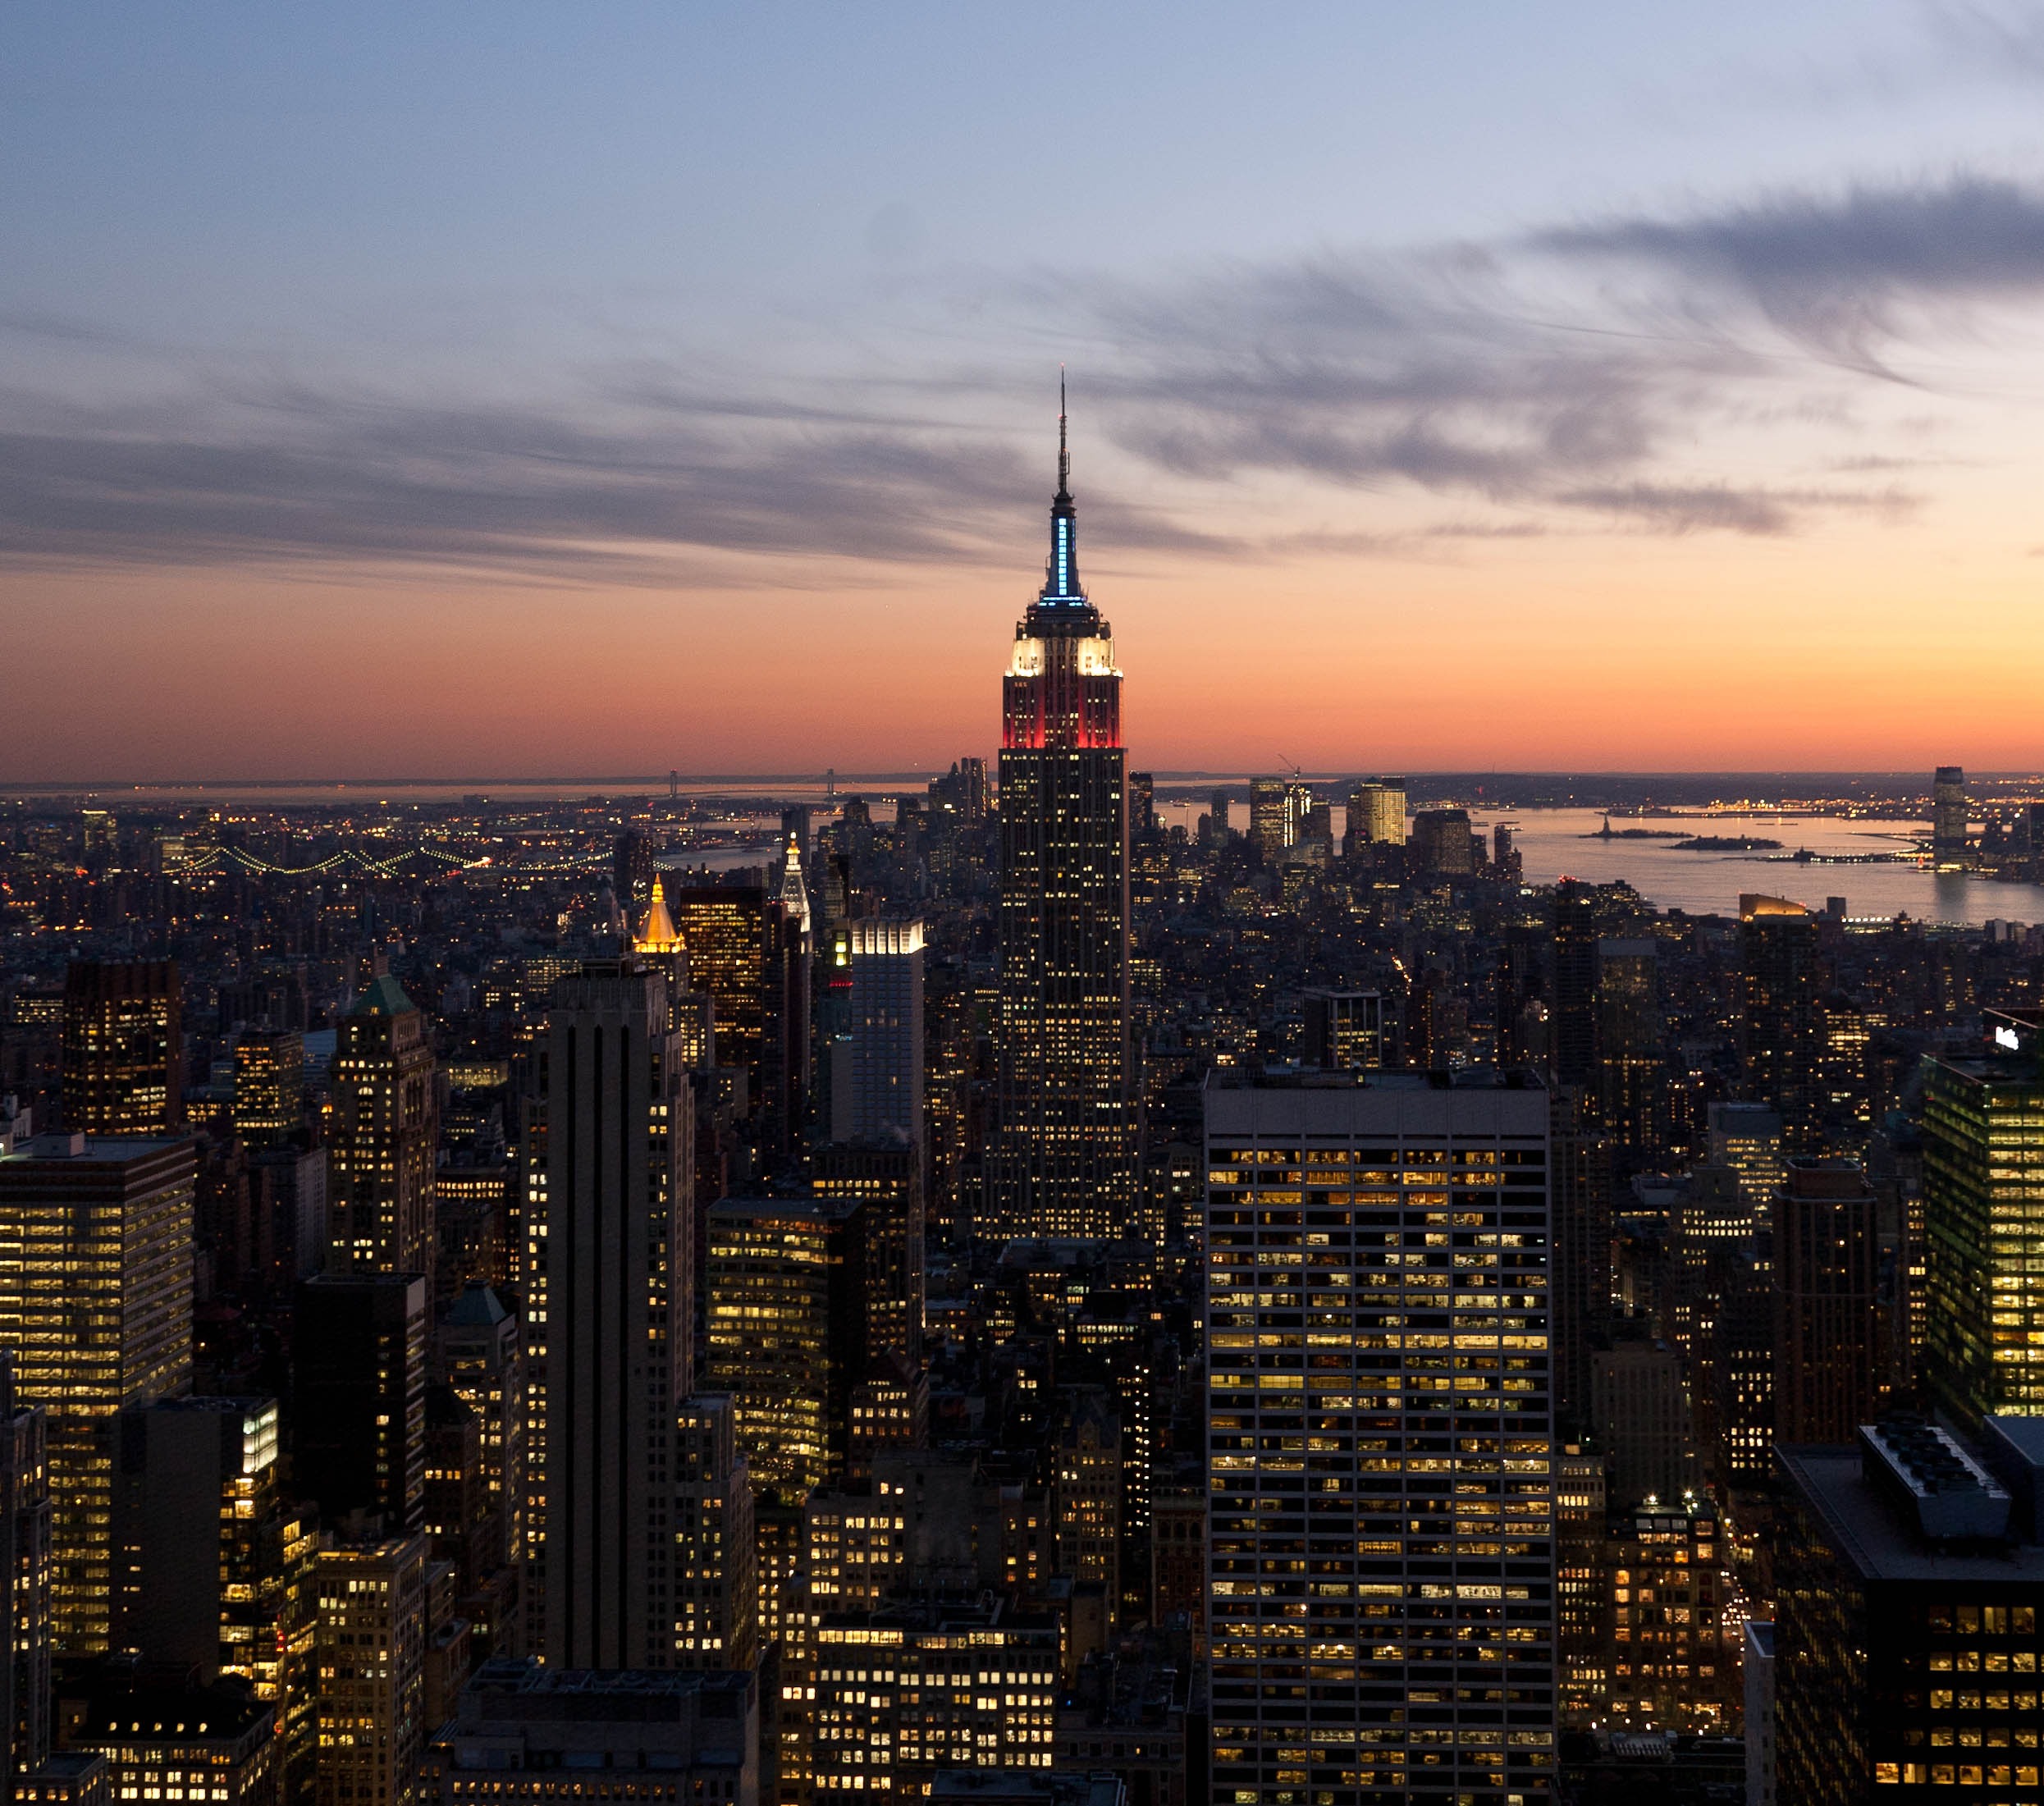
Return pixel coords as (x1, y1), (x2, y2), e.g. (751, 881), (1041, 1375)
(11, 7), (2044, 776)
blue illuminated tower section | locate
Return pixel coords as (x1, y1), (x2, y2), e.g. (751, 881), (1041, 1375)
(987, 388), (1137, 1241)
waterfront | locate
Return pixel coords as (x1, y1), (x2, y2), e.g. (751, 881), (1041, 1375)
(1468, 809), (2039, 926)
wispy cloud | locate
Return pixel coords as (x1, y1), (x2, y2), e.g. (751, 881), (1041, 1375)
(1, 171), (2036, 577)
(1534, 176), (2044, 372)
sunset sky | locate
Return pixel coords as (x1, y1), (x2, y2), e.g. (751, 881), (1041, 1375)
(8, 2), (2044, 780)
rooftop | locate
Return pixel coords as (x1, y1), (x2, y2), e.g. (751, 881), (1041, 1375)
(345, 973), (416, 1017)
(1778, 1443), (2044, 1583)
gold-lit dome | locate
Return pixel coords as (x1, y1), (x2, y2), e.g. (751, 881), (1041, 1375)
(634, 874), (685, 954)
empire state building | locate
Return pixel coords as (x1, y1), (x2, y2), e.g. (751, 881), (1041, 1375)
(987, 393), (1138, 1240)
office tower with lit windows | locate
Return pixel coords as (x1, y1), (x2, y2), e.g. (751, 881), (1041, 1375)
(1411, 808), (1477, 877)
(1128, 770), (1157, 836)
(438, 1282), (524, 1575)
(1710, 1251), (1775, 1490)
(1932, 765), (1970, 869)
(988, 400), (1137, 1243)
(59, 1677), (279, 1806)
(808, 1141), (923, 1365)
(706, 1196), (868, 1498)
(1773, 1421), (2044, 1803)
(1249, 779), (1294, 861)
(294, 1272), (428, 1534)
(528, 963), (694, 1669)
(60, 962), (181, 1136)
(1301, 989), (1396, 1072)
(1740, 896), (1826, 1154)
(1666, 1167), (1748, 1465)
(328, 975), (438, 1287)
(2, 1356), (52, 1792)
(1708, 1101), (1786, 1228)
(673, 1396), (757, 1671)
(1555, 1444), (1607, 1726)
(808, 1598), (1059, 1796)
(1347, 779), (1407, 850)
(1203, 1070), (1557, 1806)
(833, 920), (925, 1149)
(1923, 1011), (2044, 1429)
(231, 1027), (303, 1147)
(110, 1396), (317, 1796)
(1772, 1160), (1881, 1444)
(313, 1534), (429, 1806)
(1054, 1390), (1122, 1626)
(0, 1134), (193, 1654)
(668, 885), (808, 1169)
(1603, 1497), (1740, 1732)
(668, 885), (770, 1083)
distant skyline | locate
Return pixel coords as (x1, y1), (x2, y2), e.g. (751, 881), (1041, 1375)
(9, 3), (2044, 776)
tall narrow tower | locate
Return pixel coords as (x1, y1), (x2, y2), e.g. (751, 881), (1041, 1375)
(987, 387), (1136, 1240)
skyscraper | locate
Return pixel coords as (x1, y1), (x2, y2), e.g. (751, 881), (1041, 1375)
(808, 1141), (924, 1365)
(1347, 778), (1406, 849)
(988, 395), (1136, 1241)
(1550, 881), (1598, 1090)
(1411, 807), (1477, 876)
(1772, 1159), (1881, 1444)
(1249, 779), (1294, 860)
(667, 885), (808, 1168)
(231, 1028), (303, 1148)
(672, 1396), (757, 1671)
(327, 975), (437, 1287)
(1301, 988), (1397, 1072)
(1707, 1101), (1786, 1229)
(1594, 938), (1664, 1165)
(61, 962), (181, 1136)
(706, 1196), (867, 1498)
(1924, 1011), (2044, 1429)
(833, 919), (925, 1148)
(109, 1397), (317, 1794)
(438, 1282), (524, 1576)
(0, 1134), (194, 1653)
(313, 1535), (428, 1806)
(1740, 895), (1825, 1154)
(1, 1356), (52, 1793)
(1932, 764), (1969, 869)
(1204, 1070), (1557, 1806)
(293, 1273), (428, 1534)
(527, 962), (694, 1669)
(1773, 1422), (2044, 1803)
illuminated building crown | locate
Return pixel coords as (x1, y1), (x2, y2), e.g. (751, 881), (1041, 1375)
(634, 874), (684, 955)
(1035, 371), (1091, 620)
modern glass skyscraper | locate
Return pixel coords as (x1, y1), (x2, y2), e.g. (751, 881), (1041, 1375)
(987, 393), (1136, 1241)
(1924, 1010), (2044, 1429)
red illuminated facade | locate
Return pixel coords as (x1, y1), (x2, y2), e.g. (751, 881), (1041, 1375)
(986, 396), (1138, 1241)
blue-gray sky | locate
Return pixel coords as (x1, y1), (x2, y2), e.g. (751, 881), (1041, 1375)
(7, 2), (2044, 776)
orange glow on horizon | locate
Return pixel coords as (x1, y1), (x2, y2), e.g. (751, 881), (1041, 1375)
(5, 501), (2042, 783)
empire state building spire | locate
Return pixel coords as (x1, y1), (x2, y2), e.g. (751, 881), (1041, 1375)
(1040, 370), (1084, 610)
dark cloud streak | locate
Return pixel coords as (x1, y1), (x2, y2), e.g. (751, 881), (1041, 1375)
(1, 172), (2034, 576)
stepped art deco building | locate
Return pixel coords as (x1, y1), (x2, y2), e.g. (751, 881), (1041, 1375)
(986, 394), (1138, 1241)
